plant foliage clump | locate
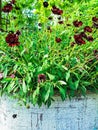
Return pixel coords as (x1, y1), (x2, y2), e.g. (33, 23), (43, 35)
(0, 0), (98, 107)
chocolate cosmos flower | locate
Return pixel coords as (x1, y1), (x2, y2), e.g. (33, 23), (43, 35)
(74, 34), (86, 45)
(51, 6), (63, 15)
(38, 74), (46, 83)
(55, 37), (62, 43)
(86, 36), (94, 42)
(73, 20), (83, 27)
(43, 1), (49, 7)
(92, 16), (98, 29)
(16, 30), (21, 36)
(6, 33), (20, 47)
(84, 26), (92, 33)
(92, 17), (98, 23)
(58, 21), (64, 24)
(80, 32), (87, 39)
(2, 4), (13, 13)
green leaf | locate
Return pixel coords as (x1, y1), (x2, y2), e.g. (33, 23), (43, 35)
(47, 98), (52, 108)
(50, 86), (54, 96)
(82, 81), (91, 86)
(81, 86), (86, 96)
(3, 68), (8, 78)
(22, 79), (27, 93)
(62, 65), (68, 71)
(74, 80), (79, 89)
(33, 87), (40, 105)
(58, 87), (66, 101)
(66, 71), (70, 81)
(1, 78), (12, 83)
(47, 73), (55, 80)
(58, 80), (67, 85)
(44, 87), (50, 102)
(7, 81), (16, 93)
(69, 79), (79, 90)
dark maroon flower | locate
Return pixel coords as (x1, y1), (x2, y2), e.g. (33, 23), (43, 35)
(92, 17), (98, 23)
(92, 17), (98, 29)
(55, 37), (62, 43)
(51, 6), (63, 15)
(57, 10), (63, 15)
(6, 33), (18, 43)
(51, 9), (57, 14)
(6, 33), (20, 47)
(73, 20), (83, 27)
(43, 1), (49, 7)
(16, 30), (21, 36)
(86, 36), (94, 42)
(80, 32), (87, 39)
(74, 34), (86, 45)
(2, 4), (13, 13)
(38, 74), (46, 83)
(84, 26), (92, 33)
(58, 21), (64, 24)
(8, 42), (20, 47)
(51, 6), (58, 14)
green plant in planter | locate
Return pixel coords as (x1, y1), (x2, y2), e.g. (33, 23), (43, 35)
(0, 0), (98, 107)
